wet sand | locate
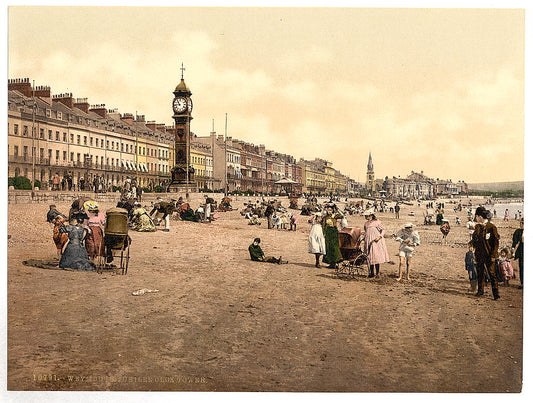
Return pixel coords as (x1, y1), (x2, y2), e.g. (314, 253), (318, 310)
(6, 196), (523, 392)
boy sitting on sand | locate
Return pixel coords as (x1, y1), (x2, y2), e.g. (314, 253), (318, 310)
(248, 238), (287, 264)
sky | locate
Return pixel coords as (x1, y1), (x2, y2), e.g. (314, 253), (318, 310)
(7, 4), (526, 183)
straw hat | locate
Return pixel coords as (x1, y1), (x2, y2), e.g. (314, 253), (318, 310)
(83, 200), (99, 212)
(363, 208), (375, 216)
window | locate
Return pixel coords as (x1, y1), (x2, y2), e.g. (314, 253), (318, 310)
(48, 149), (52, 160)
(63, 133), (67, 142)
(55, 150), (59, 161)
(121, 143), (124, 152)
(39, 128), (44, 139)
(96, 138), (99, 147)
(77, 153), (81, 162)
(107, 141), (109, 149)
(56, 131), (60, 141)
(90, 137), (93, 146)
(111, 141), (114, 150)
(23, 146), (28, 157)
(77, 135), (80, 144)
(14, 124), (19, 135)
(84, 136), (87, 145)
(63, 151), (67, 161)
(39, 148), (44, 160)
(57, 111), (62, 120)
(23, 126), (28, 136)
(48, 130), (52, 140)
(70, 152), (74, 162)
(14, 146), (19, 156)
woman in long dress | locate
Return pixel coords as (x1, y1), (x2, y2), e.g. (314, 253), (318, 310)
(308, 212), (326, 267)
(363, 209), (390, 278)
(83, 201), (106, 261)
(131, 203), (157, 232)
(59, 218), (96, 271)
(322, 205), (343, 268)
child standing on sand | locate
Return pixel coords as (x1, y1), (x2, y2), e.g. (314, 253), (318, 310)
(498, 248), (514, 286)
(465, 242), (477, 292)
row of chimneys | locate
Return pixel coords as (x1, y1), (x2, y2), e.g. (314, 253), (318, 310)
(8, 77), (169, 133)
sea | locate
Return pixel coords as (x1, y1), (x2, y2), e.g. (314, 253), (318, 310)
(481, 202), (524, 220)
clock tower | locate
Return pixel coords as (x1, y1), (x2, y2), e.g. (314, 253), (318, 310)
(167, 63), (195, 192)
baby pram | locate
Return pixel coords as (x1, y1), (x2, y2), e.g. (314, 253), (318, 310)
(335, 226), (368, 279)
(97, 207), (131, 275)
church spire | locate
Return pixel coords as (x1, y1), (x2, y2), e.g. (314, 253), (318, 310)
(367, 152), (374, 170)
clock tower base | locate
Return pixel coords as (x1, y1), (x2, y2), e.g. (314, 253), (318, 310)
(166, 166), (197, 192)
(166, 183), (198, 193)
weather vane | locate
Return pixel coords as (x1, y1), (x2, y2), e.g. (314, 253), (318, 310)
(180, 63), (186, 80)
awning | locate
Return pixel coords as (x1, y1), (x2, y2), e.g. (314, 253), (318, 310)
(121, 160), (126, 168)
(275, 177), (299, 185)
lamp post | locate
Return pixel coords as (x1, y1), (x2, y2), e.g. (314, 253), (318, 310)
(31, 80), (36, 190)
(224, 113), (228, 195)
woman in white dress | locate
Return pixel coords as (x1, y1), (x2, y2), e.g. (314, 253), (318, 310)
(308, 212), (326, 268)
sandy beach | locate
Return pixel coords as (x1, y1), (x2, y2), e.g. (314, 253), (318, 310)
(6, 195), (523, 392)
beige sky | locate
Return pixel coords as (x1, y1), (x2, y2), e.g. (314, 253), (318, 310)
(7, 6), (525, 183)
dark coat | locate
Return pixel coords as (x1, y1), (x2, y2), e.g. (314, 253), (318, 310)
(472, 221), (500, 261)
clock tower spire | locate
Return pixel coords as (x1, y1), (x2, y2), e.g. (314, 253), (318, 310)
(366, 152), (375, 195)
(167, 63), (195, 192)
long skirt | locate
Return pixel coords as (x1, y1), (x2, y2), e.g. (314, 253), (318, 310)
(308, 224), (326, 255)
(60, 242), (96, 271)
(85, 226), (105, 258)
(322, 226), (343, 265)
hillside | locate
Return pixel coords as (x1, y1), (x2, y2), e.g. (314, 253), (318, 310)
(468, 181), (524, 192)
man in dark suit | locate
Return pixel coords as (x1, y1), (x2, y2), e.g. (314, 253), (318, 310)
(472, 206), (500, 300)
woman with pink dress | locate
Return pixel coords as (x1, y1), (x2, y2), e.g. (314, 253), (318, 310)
(83, 201), (106, 261)
(363, 208), (390, 278)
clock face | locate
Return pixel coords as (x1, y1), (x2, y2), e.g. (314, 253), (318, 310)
(173, 97), (187, 113)
(187, 98), (193, 112)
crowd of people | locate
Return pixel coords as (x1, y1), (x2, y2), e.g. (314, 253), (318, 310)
(45, 190), (524, 301)
(246, 196), (523, 300)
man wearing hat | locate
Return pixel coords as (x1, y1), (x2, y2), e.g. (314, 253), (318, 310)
(395, 223), (420, 281)
(149, 197), (174, 232)
(471, 206), (500, 299)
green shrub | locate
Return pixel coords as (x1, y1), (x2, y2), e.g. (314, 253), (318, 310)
(8, 176), (32, 190)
